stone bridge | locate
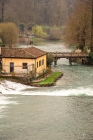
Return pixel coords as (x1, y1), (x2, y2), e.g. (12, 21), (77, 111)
(48, 52), (89, 65)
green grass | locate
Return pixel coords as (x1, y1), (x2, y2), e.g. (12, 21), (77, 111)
(38, 72), (62, 85)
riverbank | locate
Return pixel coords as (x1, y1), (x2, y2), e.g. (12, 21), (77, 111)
(31, 72), (63, 87)
(0, 72), (63, 87)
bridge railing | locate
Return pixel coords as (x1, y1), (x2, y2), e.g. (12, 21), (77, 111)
(47, 52), (88, 58)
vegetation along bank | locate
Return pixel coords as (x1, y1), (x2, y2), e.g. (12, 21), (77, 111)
(31, 72), (63, 87)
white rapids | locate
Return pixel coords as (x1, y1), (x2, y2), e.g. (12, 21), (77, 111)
(0, 80), (93, 96)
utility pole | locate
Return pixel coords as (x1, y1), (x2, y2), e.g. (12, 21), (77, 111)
(1, 0), (6, 22)
(1, 2), (4, 22)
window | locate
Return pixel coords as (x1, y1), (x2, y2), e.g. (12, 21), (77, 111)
(37, 62), (38, 68)
(39, 60), (41, 67)
(42, 59), (44, 65)
(22, 63), (27, 69)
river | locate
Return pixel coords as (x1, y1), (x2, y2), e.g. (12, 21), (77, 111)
(0, 40), (93, 140)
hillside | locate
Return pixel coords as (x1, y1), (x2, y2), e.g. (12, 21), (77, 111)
(0, 0), (77, 25)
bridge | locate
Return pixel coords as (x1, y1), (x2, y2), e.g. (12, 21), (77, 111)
(48, 52), (89, 65)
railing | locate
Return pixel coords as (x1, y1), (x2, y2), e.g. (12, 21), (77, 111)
(48, 52), (88, 58)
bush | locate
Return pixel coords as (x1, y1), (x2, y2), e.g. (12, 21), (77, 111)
(27, 22), (36, 30)
(0, 22), (18, 47)
(46, 67), (52, 74)
(48, 25), (62, 40)
(47, 54), (54, 67)
(87, 52), (93, 64)
(19, 23), (25, 32)
(32, 25), (47, 38)
(89, 52), (93, 58)
(83, 46), (87, 53)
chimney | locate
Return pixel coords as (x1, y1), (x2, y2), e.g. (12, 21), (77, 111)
(0, 47), (1, 55)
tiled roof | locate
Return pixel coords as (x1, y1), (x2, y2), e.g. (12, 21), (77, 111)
(1, 46), (47, 58)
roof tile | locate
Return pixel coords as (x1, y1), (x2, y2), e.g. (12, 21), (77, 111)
(1, 46), (47, 58)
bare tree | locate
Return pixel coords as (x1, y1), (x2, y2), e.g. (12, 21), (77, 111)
(0, 0), (77, 26)
(0, 22), (18, 47)
(64, 1), (91, 50)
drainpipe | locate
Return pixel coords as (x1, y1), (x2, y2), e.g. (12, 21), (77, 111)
(35, 59), (36, 78)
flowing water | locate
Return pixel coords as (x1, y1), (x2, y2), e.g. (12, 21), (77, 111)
(0, 40), (93, 140)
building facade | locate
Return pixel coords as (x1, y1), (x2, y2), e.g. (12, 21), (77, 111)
(0, 47), (47, 76)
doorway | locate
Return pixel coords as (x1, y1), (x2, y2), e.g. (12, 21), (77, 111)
(10, 62), (14, 72)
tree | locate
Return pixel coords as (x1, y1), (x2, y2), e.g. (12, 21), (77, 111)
(32, 25), (47, 38)
(48, 25), (62, 40)
(0, 0), (77, 26)
(27, 22), (36, 31)
(64, 1), (91, 51)
(0, 22), (18, 47)
(47, 54), (54, 67)
(19, 23), (25, 32)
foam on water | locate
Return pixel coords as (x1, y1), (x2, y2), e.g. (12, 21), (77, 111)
(0, 95), (18, 118)
(0, 80), (93, 96)
(22, 86), (93, 96)
(0, 96), (18, 105)
(0, 80), (34, 95)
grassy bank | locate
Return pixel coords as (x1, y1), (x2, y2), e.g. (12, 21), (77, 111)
(38, 72), (63, 86)
(0, 72), (63, 87)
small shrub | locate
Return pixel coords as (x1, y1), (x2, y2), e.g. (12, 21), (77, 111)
(83, 46), (87, 53)
(19, 23), (25, 32)
(47, 54), (54, 67)
(46, 67), (52, 74)
(10, 72), (15, 76)
(48, 25), (62, 40)
(86, 52), (93, 64)
(27, 22), (36, 30)
(32, 25), (47, 39)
